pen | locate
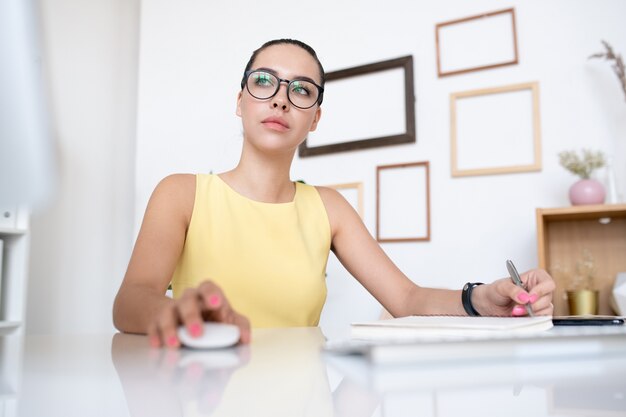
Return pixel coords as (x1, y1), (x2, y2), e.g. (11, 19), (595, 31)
(506, 260), (534, 317)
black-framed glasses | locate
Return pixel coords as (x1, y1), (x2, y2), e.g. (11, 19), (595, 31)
(241, 70), (324, 109)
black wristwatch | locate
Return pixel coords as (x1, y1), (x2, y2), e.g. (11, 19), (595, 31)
(462, 282), (484, 316)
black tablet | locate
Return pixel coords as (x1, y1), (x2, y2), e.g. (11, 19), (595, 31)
(552, 316), (625, 326)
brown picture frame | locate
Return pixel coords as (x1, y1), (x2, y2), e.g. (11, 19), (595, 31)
(436, 8), (519, 77)
(376, 161), (431, 243)
(298, 56), (415, 157)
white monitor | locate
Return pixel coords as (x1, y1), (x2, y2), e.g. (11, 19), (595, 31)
(0, 0), (55, 208)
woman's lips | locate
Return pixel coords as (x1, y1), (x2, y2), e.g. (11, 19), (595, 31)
(262, 116), (289, 131)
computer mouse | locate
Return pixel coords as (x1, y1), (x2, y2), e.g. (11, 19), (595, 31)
(177, 322), (241, 349)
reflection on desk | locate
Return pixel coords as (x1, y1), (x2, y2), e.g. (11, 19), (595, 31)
(111, 328), (339, 416)
(4, 327), (626, 416)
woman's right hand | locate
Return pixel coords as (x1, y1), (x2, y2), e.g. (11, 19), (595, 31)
(147, 280), (251, 348)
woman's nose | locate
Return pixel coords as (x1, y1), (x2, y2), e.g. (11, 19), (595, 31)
(270, 83), (289, 110)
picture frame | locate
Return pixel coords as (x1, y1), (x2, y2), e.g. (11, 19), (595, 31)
(298, 56), (415, 157)
(324, 182), (364, 218)
(436, 8), (518, 77)
(450, 82), (542, 177)
(376, 162), (430, 242)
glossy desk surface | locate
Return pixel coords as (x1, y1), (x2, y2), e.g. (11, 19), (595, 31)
(2, 326), (626, 416)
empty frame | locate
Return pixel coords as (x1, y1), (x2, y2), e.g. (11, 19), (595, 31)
(451, 82), (542, 177)
(325, 182), (364, 218)
(299, 56), (415, 157)
(436, 8), (518, 77)
(377, 162), (430, 242)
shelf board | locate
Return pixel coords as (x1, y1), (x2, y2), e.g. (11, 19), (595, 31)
(0, 228), (28, 236)
(537, 204), (626, 221)
(0, 387), (16, 400)
(0, 322), (21, 335)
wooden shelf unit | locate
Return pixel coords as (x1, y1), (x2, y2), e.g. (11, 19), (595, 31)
(536, 204), (626, 315)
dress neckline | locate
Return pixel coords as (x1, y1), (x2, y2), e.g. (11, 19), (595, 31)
(213, 174), (298, 206)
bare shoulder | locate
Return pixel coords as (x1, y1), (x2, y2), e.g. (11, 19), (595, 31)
(147, 174), (196, 224)
(315, 185), (361, 234)
(154, 173), (196, 196)
(315, 185), (349, 210)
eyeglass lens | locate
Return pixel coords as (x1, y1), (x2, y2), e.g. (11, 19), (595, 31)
(246, 71), (319, 109)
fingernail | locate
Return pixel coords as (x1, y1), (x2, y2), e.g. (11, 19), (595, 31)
(209, 295), (221, 307)
(189, 323), (202, 337)
(167, 336), (178, 347)
(512, 306), (526, 316)
(149, 336), (160, 348)
(517, 293), (530, 303)
(529, 294), (539, 303)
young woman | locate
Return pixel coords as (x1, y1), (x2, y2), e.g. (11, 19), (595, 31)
(113, 39), (555, 348)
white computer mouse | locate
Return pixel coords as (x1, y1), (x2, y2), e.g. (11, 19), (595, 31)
(177, 322), (241, 349)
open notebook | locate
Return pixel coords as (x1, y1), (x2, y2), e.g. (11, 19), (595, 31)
(350, 315), (554, 341)
(324, 316), (626, 364)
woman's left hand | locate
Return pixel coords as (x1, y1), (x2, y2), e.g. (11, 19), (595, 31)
(473, 268), (555, 317)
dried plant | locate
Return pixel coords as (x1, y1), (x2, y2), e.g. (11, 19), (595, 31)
(570, 249), (596, 291)
(549, 262), (569, 286)
(558, 149), (606, 179)
(589, 40), (626, 102)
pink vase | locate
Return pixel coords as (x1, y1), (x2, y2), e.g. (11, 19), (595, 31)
(569, 179), (606, 205)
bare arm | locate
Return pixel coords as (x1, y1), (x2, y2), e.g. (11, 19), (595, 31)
(317, 187), (554, 317)
(113, 174), (251, 347)
(113, 174), (195, 334)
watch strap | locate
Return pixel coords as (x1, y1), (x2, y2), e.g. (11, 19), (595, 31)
(462, 282), (484, 317)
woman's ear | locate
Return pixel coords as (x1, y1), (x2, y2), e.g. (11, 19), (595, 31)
(308, 106), (322, 132)
(235, 91), (243, 117)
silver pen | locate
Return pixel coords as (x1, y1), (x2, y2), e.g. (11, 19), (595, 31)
(506, 260), (534, 317)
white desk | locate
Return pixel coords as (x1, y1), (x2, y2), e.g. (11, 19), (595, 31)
(2, 327), (626, 416)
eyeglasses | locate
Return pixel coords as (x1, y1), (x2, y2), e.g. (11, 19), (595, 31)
(241, 70), (324, 109)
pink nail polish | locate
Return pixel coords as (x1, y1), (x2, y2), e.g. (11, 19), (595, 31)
(167, 336), (178, 347)
(512, 306), (526, 316)
(529, 294), (539, 303)
(209, 295), (221, 307)
(189, 323), (202, 337)
(517, 293), (530, 303)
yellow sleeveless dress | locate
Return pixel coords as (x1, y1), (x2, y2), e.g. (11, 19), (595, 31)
(171, 174), (331, 328)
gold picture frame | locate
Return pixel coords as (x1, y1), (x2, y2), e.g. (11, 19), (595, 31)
(450, 82), (542, 177)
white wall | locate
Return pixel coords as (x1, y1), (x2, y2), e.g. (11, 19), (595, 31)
(25, 0), (626, 335)
(25, 0), (139, 334)
(135, 0), (626, 337)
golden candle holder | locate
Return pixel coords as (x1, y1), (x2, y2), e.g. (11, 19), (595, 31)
(566, 289), (599, 315)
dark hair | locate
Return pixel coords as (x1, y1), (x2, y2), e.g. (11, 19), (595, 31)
(240, 39), (325, 105)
